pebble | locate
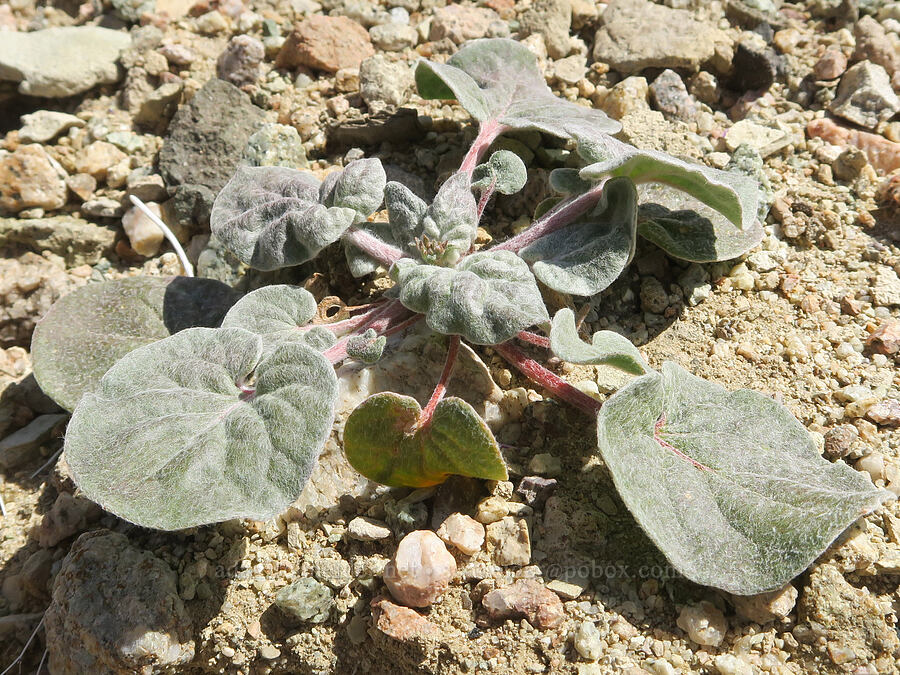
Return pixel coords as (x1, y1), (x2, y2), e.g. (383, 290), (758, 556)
(601, 76), (650, 120)
(807, 118), (900, 175)
(359, 55), (414, 108)
(44, 530), (194, 673)
(369, 23), (418, 51)
(19, 111), (85, 144)
(516, 476), (558, 509)
(676, 601), (727, 647)
(872, 267), (900, 307)
(482, 579), (566, 629)
(436, 513), (485, 555)
(244, 123), (308, 168)
(0, 145), (68, 213)
(725, 120), (790, 158)
(194, 10), (230, 34)
(66, 174), (97, 202)
(528, 453), (562, 476)
(121, 202), (165, 257)
(276, 15), (374, 72)
(0, 26), (131, 97)
(813, 48), (848, 80)
(75, 141), (128, 182)
(552, 54), (587, 86)
(832, 146), (869, 181)
(0, 413), (67, 470)
(125, 172), (167, 202)
(853, 15), (898, 75)
(372, 596), (440, 640)
(715, 654), (754, 675)
(824, 424), (860, 459)
(429, 4), (499, 44)
(865, 320), (900, 355)
(856, 452), (886, 482)
(258, 645), (281, 660)
(829, 61), (900, 130)
(383, 530), (456, 607)
(649, 69), (698, 122)
(486, 516), (531, 566)
(866, 399), (900, 427)
(574, 620), (603, 661)
(348, 516), (393, 541)
(216, 35), (264, 87)
(518, 0), (572, 59)
(274, 577), (334, 623)
(475, 496), (509, 524)
(730, 584), (798, 623)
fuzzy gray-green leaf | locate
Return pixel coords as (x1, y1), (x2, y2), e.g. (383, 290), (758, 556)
(64, 327), (338, 530)
(346, 329), (386, 364)
(580, 139), (760, 232)
(549, 168), (593, 195)
(210, 165), (358, 271)
(416, 38), (620, 139)
(596, 361), (894, 594)
(319, 158), (386, 216)
(473, 150), (528, 195)
(344, 220), (397, 277)
(521, 176), (638, 296)
(550, 308), (648, 375)
(31, 276), (239, 412)
(391, 251), (549, 345)
(221, 285), (335, 354)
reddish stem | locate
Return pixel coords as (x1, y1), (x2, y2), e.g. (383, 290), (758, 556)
(460, 120), (509, 176)
(517, 330), (550, 349)
(491, 181), (606, 253)
(494, 342), (602, 417)
(305, 303), (384, 335)
(419, 335), (460, 428)
(476, 176), (497, 221)
(322, 300), (412, 364)
(342, 226), (405, 267)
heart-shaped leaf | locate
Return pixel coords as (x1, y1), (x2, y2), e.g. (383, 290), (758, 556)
(473, 150), (528, 195)
(31, 276), (240, 412)
(390, 251), (549, 345)
(64, 327), (338, 530)
(416, 38), (620, 140)
(346, 328), (386, 364)
(596, 361), (894, 594)
(343, 392), (507, 487)
(319, 157), (386, 216)
(550, 308), (649, 375)
(520, 176), (638, 296)
(210, 162), (381, 271)
(221, 284), (335, 354)
(637, 202), (764, 263)
(580, 138), (760, 232)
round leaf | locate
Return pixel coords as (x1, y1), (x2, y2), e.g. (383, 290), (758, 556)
(64, 327), (338, 530)
(32, 276), (240, 412)
(343, 392), (507, 487)
(473, 150), (528, 195)
(596, 361), (894, 594)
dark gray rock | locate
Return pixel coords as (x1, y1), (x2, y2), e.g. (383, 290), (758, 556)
(649, 70), (699, 122)
(158, 78), (265, 226)
(45, 530), (195, 675)
(727, 38), (780, 91)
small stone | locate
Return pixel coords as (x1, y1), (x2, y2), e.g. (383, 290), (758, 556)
(866, 399), (900, 428)
(19, 111), (85, 144)
(75, 141), (128, 182)
(725, 120), (790, 158)
(553, 54), (587, 85)
(216, 35), (264, 87)
(429, 4), (499, 44)
(274, 577), (334, 623)
(371, 597), (440, 640)
(36, 492), (103, 548)
(832, 145), (869, 181)
(856, 452), (886, 482)
(369, 23), (417, 51)
(866, 320), (900, 355)
(824, 424), (859, 459)
(486, 516), (531, 566)
(482, 579), (566, 629)
(437, 513), (485, 555)
(0, 145), (68, 213)
(312, 556), (352, 589)
(276, 15), (374, 73)
(0, 413), (67, 470)
(715, 654), (754, 675)
(475, 496), (509, 524)
(727, 35), (779, 91)
(730, 584), (798, 624)
(244, 123), (307, 168)
(348, 516), (392, 541)
(194, 10), (229, 34)
(806, 117), (900, 175)
(853, 15), (898, 75)
(82, 197), (125, 219)
(383, 530), (456, 607)
(872, 267), (900, 307)
(516, 476), (558, 509)
(677, 601), (727, 647)
(121, 202), (165, 257)
(601, 76), (650, 120)
(574, 620), (603, 661)
(649, 69), (698, 122)
(125, 172), (167, 202)
(158, 43), (196, 67)
(640, 276), (669, 313)
(546, 579), (585, 600)
(65, 174), (97, 202)
(829, 61), (900, 130)
(814, 48), (848, 80)
(258, 645), (280, 660)
(359, 55), (414, 109)
(519, 0), (572, 59)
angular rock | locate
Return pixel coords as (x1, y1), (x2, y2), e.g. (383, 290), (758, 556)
(872, 267), (900, 307)
(66, 174), (97, 202)
(592, 0), (728, 74)
(158, 78), (265, 224)
(347, 516), (393, 541)
(276, 15), (374, 73)
(677, 601), (727, 647)
(853, 15), (898, 75)
(244, 123), (308, 168)
(730, 584), (798, 624)
(519, 0), (572, 60)
(121, 202), (165, 257)
(649, 69), (698, 122)
(274, 577), (334, 623)
(216, 35), (264, 87)
(383, 530), (457, 607)
(45, 530), (194, 674)
(372, 597), (440, 641)
(814, 48), (848, 80)
(866, 320), (900, 355)
(36, 492), (103, 548)
(0, 26), (131, 97)
(0, 145), (68, 213)
(727, 35), (779, 91)
(133, 81), (183, 129)
(429, 4), (499, 45)
(486, 516), (531, 566)
(725, 119), (790, 157)
(866, 399), (900, 427)
(312, 556), (352, 589)
(369, 23), (418, 52)
(482, 579), (565, 629)
(19, 111), (85, 144)
(829, 61), (900, 130)
(0, 413), (67, 470)
(437, 513), (485, 555)
(807, 117), (900, 175)
(359, 55), (414, 109)
(74, 141), (128, 182)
